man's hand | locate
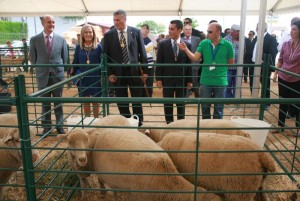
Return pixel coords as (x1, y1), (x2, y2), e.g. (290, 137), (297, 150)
(141, 73), (148, 84)
(108, 74), (117, 83)
(178, 42), (187, 51)
(187, 82), (193, 90)
(156, 80), (162, 89)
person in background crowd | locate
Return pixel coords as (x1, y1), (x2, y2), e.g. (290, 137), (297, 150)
(4, 41), (15, 58)
(271, 21), (300, 136)
(181, 17), (202, 38)
(103, 9), (148, 127)
(251, 22), (278, 110)
(224, 28), (232, 36)
(21, 38), (29, 72)
(156, 20), (193, 124)
(76, 33), (81, 44)
(30, 14), (68, 135)
(224, 24), (240, 98)
(182, 23), (201, 97)
(178, 22), (234, 119)
(71, 24), (102, 118)
(141, 24), (155, 97)
(244, 30), (256, 84)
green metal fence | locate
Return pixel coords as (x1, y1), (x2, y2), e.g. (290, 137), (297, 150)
(0, 54), (299, 200)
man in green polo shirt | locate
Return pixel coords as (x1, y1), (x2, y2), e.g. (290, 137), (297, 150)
(178, 22), (234, 119)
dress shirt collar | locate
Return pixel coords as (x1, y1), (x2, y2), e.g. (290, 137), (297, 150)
(171, 38), (180, 44)
(117, 26), (128, 34)
(43, 32), (54, 38)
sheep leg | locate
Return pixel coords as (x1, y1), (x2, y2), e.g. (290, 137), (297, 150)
(79, 177), (91, 200)
(98, 177), (108, 199)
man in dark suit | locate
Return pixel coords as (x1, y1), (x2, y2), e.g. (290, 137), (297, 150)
(182, 24), (201, 97)
(244, 30), (256, 84)
(156, 20), (193, 124)
(30, 15), (68, 134)
(251, 23), (278, 110)
(103, 9), (148, 126)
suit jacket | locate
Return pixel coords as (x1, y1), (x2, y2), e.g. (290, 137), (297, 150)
(244, 38), (256, 63)
(103, 26), (148, 82)
(30, 32), (68, 88)
(156, 39), (192, 85)
(182, 35), (201, 64)
(253, 33), (278, 66)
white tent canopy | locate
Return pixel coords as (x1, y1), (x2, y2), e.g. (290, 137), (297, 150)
(0, 0), (299, 17)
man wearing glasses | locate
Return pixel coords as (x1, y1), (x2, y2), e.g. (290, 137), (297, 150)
(178, 22), (234, 119)
(181, 17), (202, 38)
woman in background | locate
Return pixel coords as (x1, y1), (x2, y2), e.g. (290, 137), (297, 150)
(72, 24), (102, 118)
(271, 21), (300, 136)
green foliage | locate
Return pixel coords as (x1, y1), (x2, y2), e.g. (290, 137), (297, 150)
(0, 20), (27, 43)
(183, 18), (199, 29)
(136, 20), (166, 34)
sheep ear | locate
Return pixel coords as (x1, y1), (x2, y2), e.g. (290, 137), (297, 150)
(57, 133), (69, 140)
(3, 129), (17, 143)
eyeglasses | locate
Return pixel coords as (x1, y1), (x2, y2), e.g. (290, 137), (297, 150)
(207, 30), (213, 34)
(184, 21), (190, 24)
(248, 33), (253, 36)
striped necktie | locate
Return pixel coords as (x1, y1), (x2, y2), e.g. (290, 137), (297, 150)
(120, 31), (129, 64)
(46, 35), (52, 55)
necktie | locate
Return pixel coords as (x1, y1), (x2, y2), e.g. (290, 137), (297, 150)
(173, 41), (178, 61)
(46, 35), (52, 55)
(120, 31), (129, 64)
(185, 36), (190, 42)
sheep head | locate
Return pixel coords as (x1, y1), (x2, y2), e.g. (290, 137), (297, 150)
(58, 129), (90, 167)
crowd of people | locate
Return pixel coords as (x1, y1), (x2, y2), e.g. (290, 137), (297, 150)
(22, 11), (299, 135)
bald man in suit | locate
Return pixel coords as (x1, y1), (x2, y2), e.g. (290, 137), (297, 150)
(103, 9), (148, 126)
(30, 15), (68, 134)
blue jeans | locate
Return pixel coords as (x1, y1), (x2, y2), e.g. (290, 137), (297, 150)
(200, 85), (226, 119)
(226, 69), (237, 98)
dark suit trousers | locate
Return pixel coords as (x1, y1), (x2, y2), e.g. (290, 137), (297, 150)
(114, 68), (144, 124)
(40, 73), (64, 129)
(163, 84), (186, 124)
(249, 66), (271, 101)
(277, 78), (300, 127)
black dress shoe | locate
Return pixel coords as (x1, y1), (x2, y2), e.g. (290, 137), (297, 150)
(42, 128), (51, 134)
(56, 128), (66, 134)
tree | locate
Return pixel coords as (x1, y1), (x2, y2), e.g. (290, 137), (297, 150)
(183, 18), (199, 29)
(136, 20), (165, 34)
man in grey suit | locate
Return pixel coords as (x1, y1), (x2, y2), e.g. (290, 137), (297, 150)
(182, 24), (201, 97)
(103, 9), (148, 127)
(30, 15), (68, 134)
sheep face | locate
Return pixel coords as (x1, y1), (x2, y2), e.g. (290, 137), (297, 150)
(59, 130), (90, 167)
(2, 128), (39, 163)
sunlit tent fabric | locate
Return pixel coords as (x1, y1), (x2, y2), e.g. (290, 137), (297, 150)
(0, 0), (299, 17)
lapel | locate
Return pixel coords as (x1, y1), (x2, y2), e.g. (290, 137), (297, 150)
(127, 26), (132, 47)
(39, 32), (48, 55)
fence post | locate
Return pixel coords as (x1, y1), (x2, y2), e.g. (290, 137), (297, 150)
(14, 75), (37, 201)
(101, 54), (108, 116)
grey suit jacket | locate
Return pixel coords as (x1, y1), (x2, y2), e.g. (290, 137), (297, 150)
(30, 32), (68, 88)
(182, 35), (201, 65)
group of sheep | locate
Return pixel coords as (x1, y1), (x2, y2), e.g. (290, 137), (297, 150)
(0, 114), (40, 200)
(0, 113), (298, 201)
(58, 115), (292, 201)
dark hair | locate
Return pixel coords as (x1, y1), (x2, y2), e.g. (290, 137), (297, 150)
(292, 21), (300, 39)
(113, 9), (126, 18)
(170, 20), (183, 30)
(249, 30), (255, 36)
(184, 18), (192, 23)
(209, 20), (218, 24)
(141, 24), (149, 30)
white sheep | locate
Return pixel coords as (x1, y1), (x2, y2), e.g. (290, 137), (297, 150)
(159, 132), (277, 201)
(0, 113), (19, 138)
(91, 127), (221, 201)
(143, 119), (250, 142)
(58, 115), (131, 200)
(59, 124), (222, 200)
(0, 128), (40, 200)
